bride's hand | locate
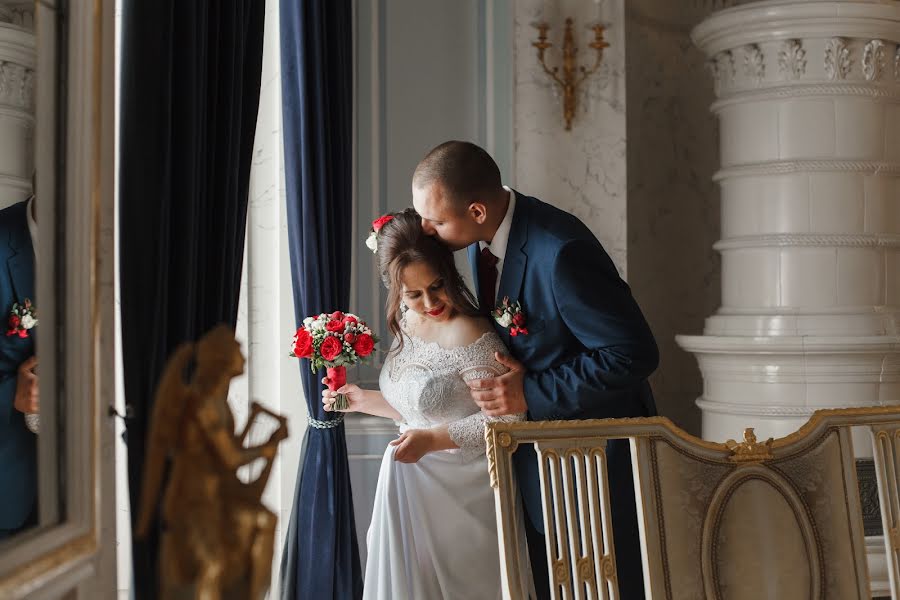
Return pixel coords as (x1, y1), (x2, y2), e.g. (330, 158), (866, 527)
(321, 381), (364, 412)
(389, 429), (435, 463)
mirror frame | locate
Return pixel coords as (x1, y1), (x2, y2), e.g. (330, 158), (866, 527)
(0, 0), (116, 596)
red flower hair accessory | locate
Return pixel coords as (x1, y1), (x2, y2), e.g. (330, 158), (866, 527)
(365, 214), (395, 254)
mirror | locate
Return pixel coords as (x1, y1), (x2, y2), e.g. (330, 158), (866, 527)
(0, 0), (117, 594)
(0, 0), (55, 545)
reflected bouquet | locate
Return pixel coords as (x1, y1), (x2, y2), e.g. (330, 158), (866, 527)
(290, 311), (379, 410)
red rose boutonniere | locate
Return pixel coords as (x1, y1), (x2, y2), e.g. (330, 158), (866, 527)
(492, 296), (528, 336)
(7, 298), (37, 338)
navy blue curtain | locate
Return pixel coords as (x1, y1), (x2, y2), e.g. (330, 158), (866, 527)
(118, 2), (265, 597)
(278, 0), (363, 599)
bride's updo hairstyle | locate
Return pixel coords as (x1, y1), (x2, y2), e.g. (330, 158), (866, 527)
(377, 208), (480, 352)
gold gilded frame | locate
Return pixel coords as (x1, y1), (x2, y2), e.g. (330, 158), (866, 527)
(486, 406), (900, 600)
(0, 0), (116, 597)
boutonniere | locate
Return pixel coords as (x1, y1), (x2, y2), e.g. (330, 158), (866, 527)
(7, 299), (37, 338)
(492, 296), (528, 336)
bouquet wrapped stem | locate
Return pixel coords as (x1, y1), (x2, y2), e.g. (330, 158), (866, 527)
(324, 366), (349, 411)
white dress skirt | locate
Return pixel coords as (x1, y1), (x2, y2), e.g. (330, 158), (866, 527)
(363, 331), (532, 600)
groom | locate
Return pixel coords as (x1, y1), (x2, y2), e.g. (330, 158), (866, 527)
(413, 141), (658, 599)
(0, 192), (39, 539)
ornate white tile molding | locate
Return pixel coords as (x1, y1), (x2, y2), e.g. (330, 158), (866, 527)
(0, 61), (33, 109)
(895, 46), (900, 80)
(778, 39), (807, 80)
(0, 2), (33, 31)
(680, 0), (900, 449)
(824, 37), (851, 80)
(743, 44), (765, 85)
(714, 160), (900, 179)
(862, 39), (886, 81)
(0, 19), (34, 204)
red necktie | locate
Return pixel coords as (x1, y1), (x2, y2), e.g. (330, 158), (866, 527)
(478, 247), (499, 313)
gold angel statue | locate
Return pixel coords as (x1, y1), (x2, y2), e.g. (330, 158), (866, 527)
(135, 325), (289, 600)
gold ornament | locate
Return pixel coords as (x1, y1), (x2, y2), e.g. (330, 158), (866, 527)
(135, 325), (289, 599)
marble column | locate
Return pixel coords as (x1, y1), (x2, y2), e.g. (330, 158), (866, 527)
(0, 4), (34, 207)
(679, 2), (900, 593)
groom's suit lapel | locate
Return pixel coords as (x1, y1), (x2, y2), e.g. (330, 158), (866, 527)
(497, 191), (529, 318)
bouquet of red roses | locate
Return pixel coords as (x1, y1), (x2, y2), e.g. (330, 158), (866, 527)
(290, 311), (378, 411)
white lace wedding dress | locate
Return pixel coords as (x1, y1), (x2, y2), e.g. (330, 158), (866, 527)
(363, 330), (530, 600)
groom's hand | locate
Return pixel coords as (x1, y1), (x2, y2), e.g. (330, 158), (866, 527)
(468, 352), (527, 416)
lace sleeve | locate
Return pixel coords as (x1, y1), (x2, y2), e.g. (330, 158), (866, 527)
(447, 341), (526, 459)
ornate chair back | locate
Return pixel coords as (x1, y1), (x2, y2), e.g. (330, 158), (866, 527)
(484, 407), (900, 600)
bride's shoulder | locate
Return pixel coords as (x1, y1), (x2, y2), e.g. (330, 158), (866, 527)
(445, 314), (499, 348)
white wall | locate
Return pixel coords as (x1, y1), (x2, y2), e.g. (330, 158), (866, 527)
(624, 0), (722, 436)
(512, 0), (628, 274)
(231, 1), (306, 597)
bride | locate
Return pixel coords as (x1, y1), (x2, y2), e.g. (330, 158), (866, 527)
(323, 209), (530, 599)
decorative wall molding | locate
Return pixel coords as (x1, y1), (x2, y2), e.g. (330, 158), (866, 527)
(712, 83), (900, 110)
(694, 400), (893, 417)
(713, 233), (900, 251)
(742, 44), (764, 86)
(0, 4), (33, 30)
(715, 160), (900, 180)
(692, 2), (900, 58)
(862, 39), (886, 81)
(895, 46), (900, 80)
(777, 39), (807, 80)
(0, 61), (33, 109)
(825, 37), (851, 81)
(695, 25), (900, 98)
(716, 50), (735, 92)
(707, 50), (735, 96)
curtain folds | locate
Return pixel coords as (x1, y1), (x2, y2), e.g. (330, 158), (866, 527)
(118, 2), (265, 597)
(278, 0), (363, 598)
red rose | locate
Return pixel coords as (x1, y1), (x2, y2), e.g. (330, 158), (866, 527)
(292, 328), (313, 358)
(343, 315), (358, 325)
(344, 333), (357, 344)
(512, 313), (526, 327)
(330, 311), (345, 321)
(8, 315), (19, 328)
(353, 333), (375, 357)
(325, 319), (345, 333)
(510, 327), (519, 337)
(5, 329), (15, 337)
(17, 329), (27, 338)
(320, 336), (343, 361)
(372, 215), (394, 232)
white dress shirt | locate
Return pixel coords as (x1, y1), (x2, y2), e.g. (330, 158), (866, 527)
(479, 186), (516, 299)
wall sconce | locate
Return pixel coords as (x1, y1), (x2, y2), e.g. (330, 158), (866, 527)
(532, 19), (609, 131)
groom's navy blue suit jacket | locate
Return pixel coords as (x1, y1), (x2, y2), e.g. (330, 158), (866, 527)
(0, 200), (36, 532)
(468, 191), (658, 533)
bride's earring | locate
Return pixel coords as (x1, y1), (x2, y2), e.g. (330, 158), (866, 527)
(400, 302), (409, 314)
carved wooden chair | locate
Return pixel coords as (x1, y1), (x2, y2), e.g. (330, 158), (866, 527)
(485, 407), (900, 600)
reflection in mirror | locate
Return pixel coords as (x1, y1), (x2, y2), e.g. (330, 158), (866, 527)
(0, 0), (38, 543)
(0, 0), (59, 544)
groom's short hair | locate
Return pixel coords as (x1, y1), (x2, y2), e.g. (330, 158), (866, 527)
(413, 141), (502, 208)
